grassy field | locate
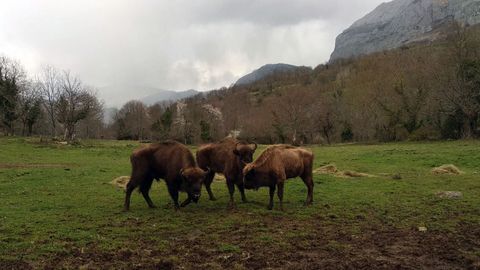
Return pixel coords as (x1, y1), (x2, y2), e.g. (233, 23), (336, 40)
(0, 137), (479, 269)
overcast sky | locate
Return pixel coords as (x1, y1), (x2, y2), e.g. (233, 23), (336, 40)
(0, 0), (385, 106)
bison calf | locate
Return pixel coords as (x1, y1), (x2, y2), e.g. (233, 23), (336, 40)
(196, 137), (257, 206)
(243, 145), (314, 210)
(124, 141), (209, 211)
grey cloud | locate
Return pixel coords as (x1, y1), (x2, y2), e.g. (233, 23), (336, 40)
(0, 0), (385, 106)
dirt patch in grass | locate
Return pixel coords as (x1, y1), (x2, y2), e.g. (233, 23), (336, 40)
(0, 163), (76, 169)
(432, 164), (463, 175)
(314, 164), (375, 178)
(34, 218), (480, 269)
(0, 259), (33, 270)
(111, 176), (129, 190)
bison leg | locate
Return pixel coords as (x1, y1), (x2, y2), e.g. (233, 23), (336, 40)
(166, 183), (180, 210)
(277, 182), (285, 211)
(301, 174), (314, 206)
(123, 182), (136, 211)
(204, 171), (216, 201)
(180, 196), (192, 207)
(236, 179), (248, 203)
(139, 175), (156, 208)
(226, 177), (236, 207)
(141, 190), (156, 208)
(268, 185), (276, 210)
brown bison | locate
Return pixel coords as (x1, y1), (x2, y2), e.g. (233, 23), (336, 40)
(243, 145), (314, 210)
(196, 137), (257, 206)
(124, 141), (210, 211)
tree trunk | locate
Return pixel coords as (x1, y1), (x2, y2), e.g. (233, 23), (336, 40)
(28, 122), (33, 136)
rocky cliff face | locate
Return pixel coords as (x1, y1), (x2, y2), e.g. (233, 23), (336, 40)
(330, 0), (480, 61)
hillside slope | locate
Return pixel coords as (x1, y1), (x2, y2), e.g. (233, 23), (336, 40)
(235, 63), (309, 86)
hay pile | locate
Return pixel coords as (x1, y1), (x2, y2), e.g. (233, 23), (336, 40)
(111, 176), (130, 190)
(111, 174), (226, 189)
(436, 191), (463, 199)
(342, 170), (373, 178)
(313, 164), (338, 174)
(314, 164), (374, 178)
(214, 174), (226, 182)
(432, 164), (463, 175)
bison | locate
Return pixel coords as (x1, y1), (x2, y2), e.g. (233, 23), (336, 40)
(124, 141), (210, 211)
(243, 145), (314, 210)
(196, 137), (257, 206)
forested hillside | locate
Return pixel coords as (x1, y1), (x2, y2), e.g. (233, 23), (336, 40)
(1, 24), (479, 145)
(124, 23), (478, 144)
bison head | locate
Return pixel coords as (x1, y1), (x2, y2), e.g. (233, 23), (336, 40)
(180, 167), (210, 203)
(233, 142), (257, 165)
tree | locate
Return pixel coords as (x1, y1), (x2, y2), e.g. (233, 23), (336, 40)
(0, 56), (26, 135)
(37, 65), (61, 137)
(270, 88), (314, 144)
(438, 23), (480, 138)
(375, 79), (428, 139)
(149, 103), (172, 140)
(199, 120), (211, 142)
(56, 71), (97, 141)
(114, 100), (150, 140)
(317, 109), (335, 144)
(77, 93), (104, 139)
(161, 107), (173, 132)
(18, 81), (43, 136)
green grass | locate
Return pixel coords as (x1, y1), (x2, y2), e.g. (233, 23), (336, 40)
(0, 137), (479, 268)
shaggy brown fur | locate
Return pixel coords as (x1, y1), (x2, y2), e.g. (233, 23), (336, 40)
(124, 141), (209, 211)
(243, 145), (314, 210)
(196, 137), (257, 206)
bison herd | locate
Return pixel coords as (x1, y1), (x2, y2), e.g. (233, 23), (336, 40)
(124, 138), (314, 211)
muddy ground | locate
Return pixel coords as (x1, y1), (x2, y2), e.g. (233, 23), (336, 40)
(3, 216), (479, 270)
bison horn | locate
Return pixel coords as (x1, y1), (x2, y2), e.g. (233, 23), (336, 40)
(180, 168), (185, 177)
(204, 167), (212, 175)
(250, 142), (258, 151)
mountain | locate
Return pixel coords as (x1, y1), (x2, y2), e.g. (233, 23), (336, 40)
(330, 0), (480, 61)
(140, 89), (199, 106)
(235, 63), (307, 86)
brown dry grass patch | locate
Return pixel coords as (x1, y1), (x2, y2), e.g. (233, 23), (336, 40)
(111, 176), (130, 190)
(314, 164), (375, 178)
(432, 164), (463, 175)
(0, 163), (75, 169)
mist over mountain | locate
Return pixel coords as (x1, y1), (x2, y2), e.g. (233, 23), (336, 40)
(140, 89), (199, 106)
(330, 0), (480, 61)
(98, 85), (199, 107)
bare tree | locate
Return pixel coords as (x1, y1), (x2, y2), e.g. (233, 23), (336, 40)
(271, 88), (314, 144)
(315, 96), (336, 144)
(56, 71), (96, 141)
(114, 100), (150, 140)
(37, 65), (61, 137)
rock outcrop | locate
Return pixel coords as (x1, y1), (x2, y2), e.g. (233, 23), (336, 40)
(330, 0), (480, 61)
